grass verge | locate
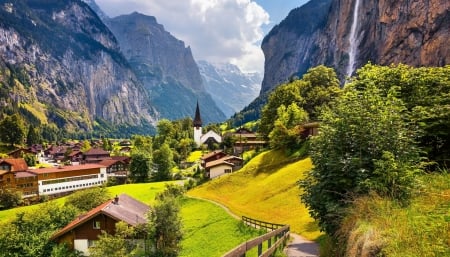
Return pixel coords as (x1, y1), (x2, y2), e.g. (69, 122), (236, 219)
(339, 172), (450, 257)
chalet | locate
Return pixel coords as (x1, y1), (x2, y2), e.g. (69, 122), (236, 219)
(223, 127), (267, 155)
(0, 159), (38, 198)
(205, 159), (234, 179)
(67, 150), (83, 163)
(111, 156), (131, 165)
(7, 148), (35, 159)
(98, 159), (128, 183)
(50, 194), (149, 256)
(204, 155), (244, 179)
(29, 164), (107, 197)
(83, 148), (111, 163)
(46, 145), (69, 161)
(200, 150), (228, 168)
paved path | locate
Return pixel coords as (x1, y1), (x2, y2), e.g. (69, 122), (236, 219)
(187, 196), (319, 257)
(284, 233), (319, 257)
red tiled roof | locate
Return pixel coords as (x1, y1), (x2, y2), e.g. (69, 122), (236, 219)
(0, 158), (28, 172)
(29, 164), (106, 174)
(50, 194), (149, 241)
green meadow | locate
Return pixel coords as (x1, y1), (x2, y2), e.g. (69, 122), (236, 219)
(0, 181), (261, 256)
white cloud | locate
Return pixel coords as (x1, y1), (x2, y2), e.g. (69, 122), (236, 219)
(95, 0), (269, 73)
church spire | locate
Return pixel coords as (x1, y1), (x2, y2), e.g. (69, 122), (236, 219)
(193, 101), (202, 128)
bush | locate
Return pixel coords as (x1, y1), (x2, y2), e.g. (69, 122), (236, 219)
(0, 189), (22, 210)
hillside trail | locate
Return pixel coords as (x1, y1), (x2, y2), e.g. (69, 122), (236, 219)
(187, 196), (319, 257)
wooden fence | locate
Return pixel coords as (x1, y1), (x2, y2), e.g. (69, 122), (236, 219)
(222, 216), (290, 257)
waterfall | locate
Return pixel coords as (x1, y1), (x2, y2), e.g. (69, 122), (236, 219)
(345, 0), (361, 78)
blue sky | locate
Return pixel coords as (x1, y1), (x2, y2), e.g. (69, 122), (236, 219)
(255, 0), (309, 33)
(96, 0), (311, 73)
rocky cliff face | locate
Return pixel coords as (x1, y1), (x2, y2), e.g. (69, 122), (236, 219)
(261, 0), (449, 94)
(106, 12), (226, 123)
(198, 61), (261, 117)
(0, 0), (157, 133)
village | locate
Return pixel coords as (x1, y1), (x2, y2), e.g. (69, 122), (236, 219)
(0, 103), (274, 204)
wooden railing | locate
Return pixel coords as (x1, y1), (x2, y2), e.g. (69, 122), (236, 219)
(222, 217), (290, 257)
(242, 216), (285, 231)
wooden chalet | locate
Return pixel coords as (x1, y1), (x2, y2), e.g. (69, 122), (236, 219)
(204, 155), (244, 179)
(98, 159), (128, 184)
(200, 150), (228, 168)
(224, 127), (267, 155)
(83, 148), (111, 163)
(46, 145), (69, 161)
(50, 194), (149, 256)
(0, 159), (38, 198)
(7, 148), (35, 159)
(67, 150), (83, 163)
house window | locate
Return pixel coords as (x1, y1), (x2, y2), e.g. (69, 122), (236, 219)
(225, 169), (232, 173)
(88, 240), (96, 247)
(93, 221), (101, 229)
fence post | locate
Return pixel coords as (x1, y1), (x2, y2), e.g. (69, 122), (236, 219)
(258, 243), (262, 256)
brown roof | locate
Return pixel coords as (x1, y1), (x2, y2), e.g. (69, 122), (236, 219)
(98, 159), (124, 167)
(29, 164), (106, 174)
(111, 156), (131, 163)
(83, 148), (110, 156)
(14, 171), (37, 179)
(201, 150), (225, 160)
(0, 159), (29, 172)
(205, 158), (234, 169)
(68, 150), (82, 157)
(50, 194), (149, 241)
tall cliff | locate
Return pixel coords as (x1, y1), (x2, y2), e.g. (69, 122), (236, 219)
(0, 0), (157, 134)
(106, 12), (226, 123)
(261, 0), (449, 94)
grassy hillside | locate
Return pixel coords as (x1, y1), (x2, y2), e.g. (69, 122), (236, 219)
(188, 149), (321, 240)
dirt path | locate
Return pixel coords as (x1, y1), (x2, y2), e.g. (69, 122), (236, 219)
(187, 196), (319, 257)
(284, 233), (319, 257)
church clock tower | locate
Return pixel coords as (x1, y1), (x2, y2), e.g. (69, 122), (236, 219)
(193, 101), (203, 147)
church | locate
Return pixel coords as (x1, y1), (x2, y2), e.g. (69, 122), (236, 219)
(193, 101), (222, 148)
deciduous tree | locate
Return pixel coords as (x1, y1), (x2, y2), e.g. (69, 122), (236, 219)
(0, 114), (26, 146)
(300, 83), (420, 234)
(129, 152), (152, 183)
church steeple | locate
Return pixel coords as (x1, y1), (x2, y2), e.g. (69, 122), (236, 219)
(193, 101), (202, 128)
(193, 101), (203, 147)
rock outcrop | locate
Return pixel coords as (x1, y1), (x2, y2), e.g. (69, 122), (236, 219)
(0, 0), (157, 133)
(106, 12), (226, 123)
